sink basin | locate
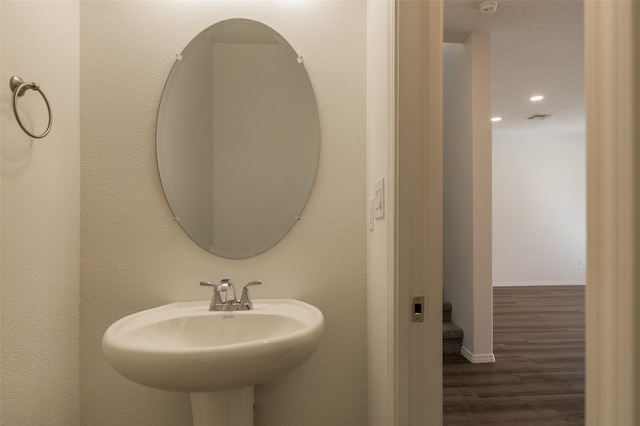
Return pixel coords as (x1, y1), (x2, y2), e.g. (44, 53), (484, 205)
(102, 299), (324, 393)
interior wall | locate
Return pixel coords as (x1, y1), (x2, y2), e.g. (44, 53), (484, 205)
(0, 1), (80, 424)
(468, 33), (493, 362)
(443, 34), (493, 362)
(443, 41), (473, 351)
(79, 2), (367, 425)
(493, 131), (586, 286)
(366, 0), (394, 424)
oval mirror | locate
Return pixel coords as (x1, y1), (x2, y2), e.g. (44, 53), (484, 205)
(156, 19), (320, 259)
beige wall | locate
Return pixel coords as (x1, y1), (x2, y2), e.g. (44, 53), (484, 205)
(79, 2), (367, 425)
(443, 33), (493, 363)
(443, 41), (473, 349)
(0, 1), (80, 424)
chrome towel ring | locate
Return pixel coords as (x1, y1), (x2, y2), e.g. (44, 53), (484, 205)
(9, 75), (52, 139)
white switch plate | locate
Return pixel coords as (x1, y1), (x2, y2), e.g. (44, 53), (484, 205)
(367, 198), (375, 231)
(374, 178), (385, 219)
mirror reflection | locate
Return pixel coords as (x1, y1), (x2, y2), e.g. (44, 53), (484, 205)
(157, 19), (320, 259)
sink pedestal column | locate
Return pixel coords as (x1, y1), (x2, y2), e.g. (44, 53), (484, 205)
(190, 387), (254, 426)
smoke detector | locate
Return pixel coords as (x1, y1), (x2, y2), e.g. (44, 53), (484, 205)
(479, 1), (498, 15)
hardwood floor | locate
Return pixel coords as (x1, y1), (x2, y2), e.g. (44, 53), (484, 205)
(443, 286), (585, 425)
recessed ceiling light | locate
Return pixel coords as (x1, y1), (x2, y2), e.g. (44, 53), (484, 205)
(530, 95), (544, 102)
(491, 117), (502, 122)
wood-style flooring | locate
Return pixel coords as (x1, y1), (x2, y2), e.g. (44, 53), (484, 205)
(443, 286), (585, 425)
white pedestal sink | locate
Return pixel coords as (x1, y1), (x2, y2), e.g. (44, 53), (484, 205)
(102, 299), (324, 426)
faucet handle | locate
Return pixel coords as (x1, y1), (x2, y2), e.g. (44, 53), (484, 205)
(239, 280), (262, 310)
(200, 281), (224, 294)
(200, 281), (225, 309)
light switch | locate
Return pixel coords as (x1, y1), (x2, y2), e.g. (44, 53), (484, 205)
(374, 178), (385, 219)
(367, 198), (375, 231)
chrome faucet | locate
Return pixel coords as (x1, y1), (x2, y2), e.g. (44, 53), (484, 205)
(200, 279), (262, 311)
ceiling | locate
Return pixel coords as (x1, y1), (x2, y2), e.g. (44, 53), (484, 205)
(444, 0), (584, 134)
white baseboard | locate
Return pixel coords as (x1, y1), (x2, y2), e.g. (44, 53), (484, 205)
(493, 281), (585, 287)
(461, 346), (495, 364)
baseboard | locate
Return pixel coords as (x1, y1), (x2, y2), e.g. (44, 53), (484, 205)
(461, 346), (495, 364)
(493, 281), (586, 287)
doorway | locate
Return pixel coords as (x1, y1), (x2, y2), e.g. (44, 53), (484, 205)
(395, 0), (637, 424)
(441, 1), (586, 423)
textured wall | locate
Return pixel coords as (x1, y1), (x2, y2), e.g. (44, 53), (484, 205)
(80, 2), (367, 425)
(1, 1), (80, 424)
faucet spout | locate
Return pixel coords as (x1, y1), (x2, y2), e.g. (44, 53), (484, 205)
(200, 279), (239, 311)
(200, 279), (261, 311)
(219, 279), (237, 304)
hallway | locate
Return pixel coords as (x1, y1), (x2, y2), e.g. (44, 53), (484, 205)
(444, 286), (585, 425)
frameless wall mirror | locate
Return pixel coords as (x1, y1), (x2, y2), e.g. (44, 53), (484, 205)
(156, 19), (320, 259)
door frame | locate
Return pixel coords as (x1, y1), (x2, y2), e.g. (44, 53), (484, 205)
(584, 1), (640, 424)
(395, 0), (443, 424)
